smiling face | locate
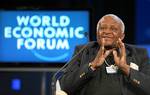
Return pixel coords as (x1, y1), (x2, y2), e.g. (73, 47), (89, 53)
(97, 16), (125, 48)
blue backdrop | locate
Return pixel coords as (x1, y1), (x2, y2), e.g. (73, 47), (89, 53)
(0, 10), (89, 63)
(136, 0), (150, 57)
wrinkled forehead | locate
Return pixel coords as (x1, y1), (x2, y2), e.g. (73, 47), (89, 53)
(97, 14), (125, 33)
(97, 16), (123, 32)
(100, 16), (120, 26)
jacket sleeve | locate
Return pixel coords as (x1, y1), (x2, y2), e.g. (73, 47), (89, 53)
(128, 48), (150, 95)
(60, 45), (95, 95)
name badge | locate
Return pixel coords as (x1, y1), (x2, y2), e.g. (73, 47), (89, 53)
(130, 62), (139, 71)
(106, 65), (118, 74)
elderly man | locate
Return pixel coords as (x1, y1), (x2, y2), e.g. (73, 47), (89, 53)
(59, 14), (150, 95)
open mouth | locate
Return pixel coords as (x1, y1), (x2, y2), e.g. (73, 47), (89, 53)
(102, 35), (113, 38)
(97, 35), (114, 40)
(102, 36), (113, 40)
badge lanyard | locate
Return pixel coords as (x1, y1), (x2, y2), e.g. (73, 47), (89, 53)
(104, 59), (118, 74)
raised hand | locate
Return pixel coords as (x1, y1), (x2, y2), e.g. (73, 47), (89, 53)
(90, 39), (113, 69)
(113, 38), (130, 76)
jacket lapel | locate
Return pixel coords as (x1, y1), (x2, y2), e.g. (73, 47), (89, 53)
(88, 45), (99, 63)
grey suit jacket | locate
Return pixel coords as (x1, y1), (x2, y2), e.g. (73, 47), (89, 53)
(60, 41), (150, 95)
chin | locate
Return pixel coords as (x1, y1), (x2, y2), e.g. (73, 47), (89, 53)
(104, 44), (116, 50)
(104, 42), (117, 49)
(104, 42), (113, 46)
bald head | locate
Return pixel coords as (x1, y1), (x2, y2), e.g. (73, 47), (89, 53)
(96, 14), (125, 47)
(97, 14), (125, 33)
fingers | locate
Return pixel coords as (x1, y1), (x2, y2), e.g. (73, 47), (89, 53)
(113, 50), (119, 65)
(117, 38), (124, 48)
(101, 38), (105, 55)
(98, 38), (105, 56)
(93, 38), (109, 67)
(117, 38), (126, 57)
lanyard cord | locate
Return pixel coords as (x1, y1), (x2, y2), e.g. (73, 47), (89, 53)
(104, 59), (118, 70)
(104, 59), (111, 66)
